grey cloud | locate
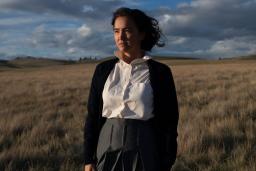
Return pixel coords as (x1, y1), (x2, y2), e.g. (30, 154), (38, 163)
(31, 25), (73, 48)
(208, 36), (256, 57)
(0, 0), (123, 20)
(148, 0), (256, 58)
(156, 0), (256, 40)
(0, 0), (119, 58)
(1, 0), (256, 59)
(152, 36), (215, 58)
(65, 30), (115, 57)
(0, 52), (7, 59)
(29, 24), (115, 57)
(0, 0), (119, 33)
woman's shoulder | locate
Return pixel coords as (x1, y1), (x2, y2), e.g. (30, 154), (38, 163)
(148, 59), (172, 72)
(97, 57), (118, 66)
(95, 57), (119, 71)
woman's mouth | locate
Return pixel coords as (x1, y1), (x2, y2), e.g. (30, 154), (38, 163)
(119, 42), (128, 47)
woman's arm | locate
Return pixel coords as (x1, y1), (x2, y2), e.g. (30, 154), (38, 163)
(156, 65), (179, 171)
(84, 65), (101, 165)
(164, 67), (179, 169)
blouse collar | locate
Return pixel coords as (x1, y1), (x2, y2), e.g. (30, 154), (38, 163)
(114, 50), (152, 66)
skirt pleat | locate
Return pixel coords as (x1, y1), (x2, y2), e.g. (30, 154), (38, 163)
(96, 118), (158, 171)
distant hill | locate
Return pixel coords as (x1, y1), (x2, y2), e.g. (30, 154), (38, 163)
(0, 56), (79, 69)
(11, 56), (77, 67)
(1, 54), (255, 70)
(152, 55), (201, 60)
(221, 54), (256, 60)
(99, 55), (200, 62)
(235, 54), (256, 60)
(0, 59), (18, 68)
(0, 55), (204, 70)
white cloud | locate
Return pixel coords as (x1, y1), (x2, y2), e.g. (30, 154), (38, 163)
(159, 14), (171, 26)
(177, 2), (190, 9)
(34, 24), (45, 33)
(190, 0), (220, 8)
(160, 13), (192, 25)
(67, 47), (78, 54)
(209, 36), (256, 57)
(77, 24), (91, 37)
(169, 36), (187, 45)
(159, 13), (194, 34)
(67, 39), (74, 45)
(0, 17), (35, 26)
(82, 5), (94, 13)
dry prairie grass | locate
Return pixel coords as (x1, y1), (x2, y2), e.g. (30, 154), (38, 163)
(0, 60), (255, 171)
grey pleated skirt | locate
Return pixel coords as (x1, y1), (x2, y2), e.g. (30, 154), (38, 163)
(96, 118), (159, 171)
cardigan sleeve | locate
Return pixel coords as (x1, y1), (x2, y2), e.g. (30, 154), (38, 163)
(84, 65), (101, 165)
(155, 65), (179, 171)
(163, 67), (179, 170)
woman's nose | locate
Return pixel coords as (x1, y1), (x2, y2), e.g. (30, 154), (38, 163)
(120, 31), (126, 40)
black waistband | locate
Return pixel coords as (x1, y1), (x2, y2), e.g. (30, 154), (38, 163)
(105, 117), (154, 126)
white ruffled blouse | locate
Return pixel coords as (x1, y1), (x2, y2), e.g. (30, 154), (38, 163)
(102, 52), (154, 120)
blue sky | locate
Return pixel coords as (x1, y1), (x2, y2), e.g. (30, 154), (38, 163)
(0, 0), (256, 60)
(137, 0), (191, 9)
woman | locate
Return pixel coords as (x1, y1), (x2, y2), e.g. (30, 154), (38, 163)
(84, 7), (179, 171)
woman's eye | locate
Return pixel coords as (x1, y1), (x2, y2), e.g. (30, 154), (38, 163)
(125, 29), (132, 33)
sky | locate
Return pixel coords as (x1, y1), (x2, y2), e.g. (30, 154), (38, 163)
(0, 0), (256, 60)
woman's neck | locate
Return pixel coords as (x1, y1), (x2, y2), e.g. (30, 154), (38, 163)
(118, 50), (144, 64)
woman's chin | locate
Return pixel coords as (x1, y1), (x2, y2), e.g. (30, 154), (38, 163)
(118, 45), (130, 51)
(118, 48), (131, 55)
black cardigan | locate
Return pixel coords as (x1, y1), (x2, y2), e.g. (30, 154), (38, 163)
(84, 58), (179, 171)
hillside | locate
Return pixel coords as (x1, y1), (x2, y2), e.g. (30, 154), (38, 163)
(0, 56), (101, 70)
(234, 54), (256, 60)
(7, 57), (76, 68)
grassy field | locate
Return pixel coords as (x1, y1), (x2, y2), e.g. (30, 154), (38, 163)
(0, 59), (255, 171)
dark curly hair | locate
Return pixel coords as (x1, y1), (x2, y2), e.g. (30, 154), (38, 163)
(111, 7), (165, 51)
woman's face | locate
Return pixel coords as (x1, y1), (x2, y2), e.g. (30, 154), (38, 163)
(113, 16), (144, 54)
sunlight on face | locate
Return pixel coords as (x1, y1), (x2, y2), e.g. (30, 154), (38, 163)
(113, 16), (144, 54)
